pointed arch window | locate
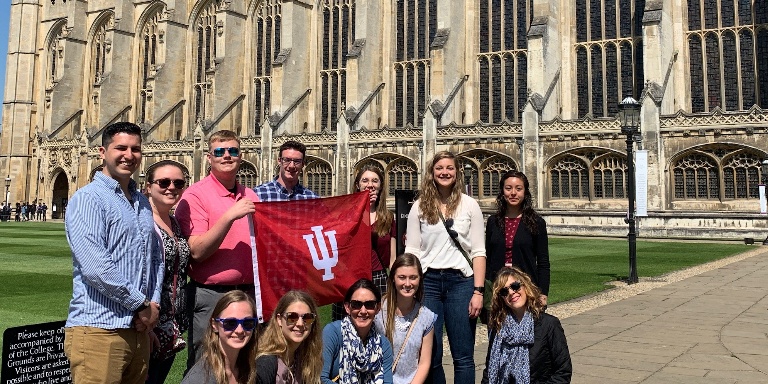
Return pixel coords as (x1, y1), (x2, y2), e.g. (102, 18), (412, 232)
(387, 157), (419, 196)
(394, 0), (436, 127)
(47, 27), (65, 88)
(194, 0), (220, 123)
(91, 20), (110, 85)
(477, 0), (530, 123)
(549, 150), (628, 201)
(320, 0), (354, 132)
(574, 0), (645, 118)
(304, 158), (333, 197)
(686, 0), (768, 111)
(138, 9), (163, 124)
(254, 0), (281, 131)
(237, 161), (259, 189)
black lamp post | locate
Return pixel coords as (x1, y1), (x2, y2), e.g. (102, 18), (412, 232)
(463, 163), (472, 196)
(762, 159), (768, 245)
(139, 172), (146, 190)
(618, 97), (641, 284)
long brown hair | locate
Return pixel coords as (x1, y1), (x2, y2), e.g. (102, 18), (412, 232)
(495, 170), (540, 235)
(418, 151), (465, 225)
(353, 165), (394, 237)
(256, 290), (322, 384)
(488, 267), (545, 333)
(201, 290), (258, 384)
(382, 254), (424, 343)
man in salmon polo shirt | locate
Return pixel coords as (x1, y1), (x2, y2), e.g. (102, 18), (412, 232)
(174, 130), (259, 368)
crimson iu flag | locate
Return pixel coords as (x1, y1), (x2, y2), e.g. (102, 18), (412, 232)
(251, 191), (372, 321)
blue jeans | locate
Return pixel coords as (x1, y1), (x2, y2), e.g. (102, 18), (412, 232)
(422, 269), (476, 384)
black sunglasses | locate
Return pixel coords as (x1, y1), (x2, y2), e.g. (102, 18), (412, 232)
(348, 300), (378, 310)
(211, 147), (241, 157)
(214, 317), (257, 332)
(498, 281), (523, 297)
(281, 312), (317, 326)
(444, 218), (459, 239)
(150, 178), (186, 189)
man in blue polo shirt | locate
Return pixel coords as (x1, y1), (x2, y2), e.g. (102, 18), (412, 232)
(63, 122), (163, 384)
(254, 140), (320, 201)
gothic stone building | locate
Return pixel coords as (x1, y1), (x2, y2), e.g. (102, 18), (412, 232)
(2, 0), (768, 239)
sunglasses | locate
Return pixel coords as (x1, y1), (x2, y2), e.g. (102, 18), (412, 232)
(214, 317), (257, 332)
(498, 281), (523, 297)
(444, 218), (459, 239)
(348, 300), (378, 310)
(211, 147), (241, 157)
(281, 312), (317, 326)
(150, 178), (186, 189)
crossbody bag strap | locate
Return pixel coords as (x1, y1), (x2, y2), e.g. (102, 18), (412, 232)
(392, 306), (422, 372)
(437, 211), (473, 269)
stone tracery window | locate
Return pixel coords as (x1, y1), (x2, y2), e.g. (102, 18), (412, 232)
(303, 157), (333, 196)
(686, 0), (768, 112)
(254, 0), (281, 131)
(394, 0), (436, 127)
(575, 0), (645, 118)
(194, 0), (221, 124)
(672, 147), (764, 200)
(236, 161), (258, 188)
(320, 0), (354, 131)
(91, 18), (110, 85)
(47, 27), (65, 88)
(459, 152), (516, 200)
(550, 150), (627, 200)
(138, 9), (163, 124)
(478, 0), (530, 123)
(387, 157), (419, 196)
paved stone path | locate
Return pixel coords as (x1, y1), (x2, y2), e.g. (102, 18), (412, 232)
(442, 247), (768, 383)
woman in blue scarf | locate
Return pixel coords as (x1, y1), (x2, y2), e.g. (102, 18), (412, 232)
(482, 267), (572, 384)
(322, 278), (394, 384)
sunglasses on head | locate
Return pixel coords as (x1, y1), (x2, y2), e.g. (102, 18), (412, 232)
(281, 312), (317, 326)
(444, 218), (459, 239)
(150, 178), (186, 189)
(498, 281), (523, 297)
(214, 317), (257, 332)
(211, 147), (241, 158)
(348, 300), (378, 310)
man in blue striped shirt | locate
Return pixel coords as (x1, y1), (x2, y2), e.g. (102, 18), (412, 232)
(63, 122), (164, 384)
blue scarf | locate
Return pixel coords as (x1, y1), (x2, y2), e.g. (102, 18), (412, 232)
(487, 311), (535, 384)
(339, 317), (385, 384)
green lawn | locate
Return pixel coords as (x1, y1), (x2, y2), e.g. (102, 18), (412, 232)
(0, 222), (754, 381)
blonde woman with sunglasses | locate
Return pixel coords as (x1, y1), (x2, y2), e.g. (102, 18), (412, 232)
(321, 279), (393, 384)
(481, 267), (571, 384)
(182, 290), (258, 384)
(255, 290), (323, 384)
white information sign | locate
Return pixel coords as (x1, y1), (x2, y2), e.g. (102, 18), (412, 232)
(760, 185), (767, 214)
(635, 150), (648, 217)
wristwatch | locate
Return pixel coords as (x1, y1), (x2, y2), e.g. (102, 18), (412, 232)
(473, 286), (484, 294)
(136, 299), (150, 312)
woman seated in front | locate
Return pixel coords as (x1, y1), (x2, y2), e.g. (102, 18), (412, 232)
(322, 278), (394, 384)
(182, 290), (257, 384)
(255, 290), (323, 384)
(482, 267), (572, 384)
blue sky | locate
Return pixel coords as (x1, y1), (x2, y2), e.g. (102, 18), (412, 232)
(0, 2), (10, 122)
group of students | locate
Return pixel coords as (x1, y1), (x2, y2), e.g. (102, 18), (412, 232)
(153, 149), (570, 383)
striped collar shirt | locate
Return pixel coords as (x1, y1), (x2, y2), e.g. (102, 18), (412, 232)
(65, 172), (163, 329)
(253, 178), (320, 202)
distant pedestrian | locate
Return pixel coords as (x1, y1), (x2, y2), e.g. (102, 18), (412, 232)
(41, 203), (47, 221)
(37, 203), (43, 220)
(20, 204), (27, 221)
(14, 202), (20, 222)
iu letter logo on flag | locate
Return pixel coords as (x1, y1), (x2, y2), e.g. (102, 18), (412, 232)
(251, 192), (372, 320)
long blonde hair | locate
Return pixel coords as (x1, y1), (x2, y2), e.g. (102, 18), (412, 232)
(201, 290), (258, 384)
(255, 291), (323, 384)
(353, 165), (394, 237)
(418, 151), (465, 225)
(382, 254), (424, 343)
(488, 267), (545, 333)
